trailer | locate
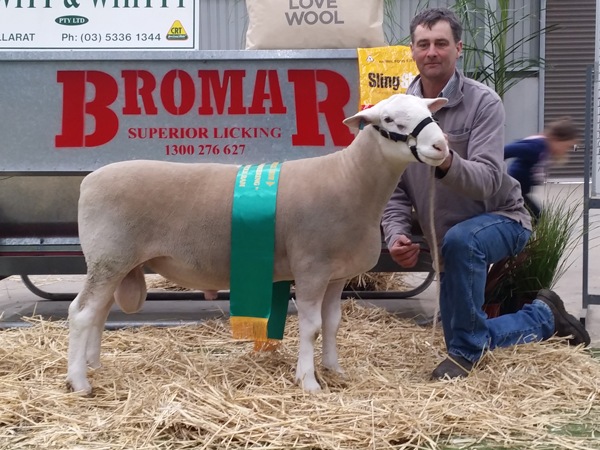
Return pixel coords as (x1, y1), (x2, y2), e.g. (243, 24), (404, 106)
(0, 49), (435, 307)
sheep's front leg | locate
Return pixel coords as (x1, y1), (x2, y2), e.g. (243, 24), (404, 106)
(294, 275), (329, 392)
(321, 280), (345, 374)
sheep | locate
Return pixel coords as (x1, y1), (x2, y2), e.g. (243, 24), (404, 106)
(66, 94), (449, 394)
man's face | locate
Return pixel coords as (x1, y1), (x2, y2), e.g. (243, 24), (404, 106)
(410, 20), (462, 83)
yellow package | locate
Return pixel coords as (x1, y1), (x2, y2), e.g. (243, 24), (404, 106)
(357, 46), (419, 110)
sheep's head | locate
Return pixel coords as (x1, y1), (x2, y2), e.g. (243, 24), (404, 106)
(343, 94), (449, 167)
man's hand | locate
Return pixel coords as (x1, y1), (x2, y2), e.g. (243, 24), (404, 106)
(389, 235), (420, 268)
(437, 133), (453, 172)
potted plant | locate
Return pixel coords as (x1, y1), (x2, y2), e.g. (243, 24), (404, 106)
(484, 190), (586, 316)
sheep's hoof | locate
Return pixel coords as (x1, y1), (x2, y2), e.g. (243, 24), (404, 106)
(302, 380), (322, 392)
(296, 376), (321, 392)
(66, 378), (93, 396)
(324, 366), (348, 380)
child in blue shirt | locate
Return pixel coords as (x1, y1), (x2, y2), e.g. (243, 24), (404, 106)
(504, 117), (579, 219)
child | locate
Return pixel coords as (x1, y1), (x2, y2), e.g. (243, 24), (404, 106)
(504, 117), (579, 219)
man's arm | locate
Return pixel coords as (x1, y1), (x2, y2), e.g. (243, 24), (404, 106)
(435, 97), (506, 201)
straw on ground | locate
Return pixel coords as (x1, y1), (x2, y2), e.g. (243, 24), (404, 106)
(0, 301), (598, 449)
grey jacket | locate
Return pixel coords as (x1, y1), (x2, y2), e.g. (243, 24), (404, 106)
(381, 70), (532, 270)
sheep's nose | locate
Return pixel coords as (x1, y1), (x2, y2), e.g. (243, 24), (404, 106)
(432, 140), (448, 152)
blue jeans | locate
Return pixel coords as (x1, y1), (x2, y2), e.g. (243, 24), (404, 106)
(440, 213), (555, 362)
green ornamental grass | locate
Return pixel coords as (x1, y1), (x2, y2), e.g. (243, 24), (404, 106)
(486, 190), (587, 307)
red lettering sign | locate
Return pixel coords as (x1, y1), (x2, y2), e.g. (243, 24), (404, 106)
(198, 70), (246, 115)
(161, 70), (196, 116)
(56, 68), (354, 149)
(122, 70), (158, 115)
(56, 70), (119, 148)
(249, 70), (287, 115)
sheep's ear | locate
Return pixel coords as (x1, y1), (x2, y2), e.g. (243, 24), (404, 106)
(343, 95), (399, 129)
(343, 106), (380, 129)
(423, 98), (448, 113)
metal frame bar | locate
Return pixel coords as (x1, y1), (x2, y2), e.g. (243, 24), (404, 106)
(584, 64), (591, 308)
(583, 64), (600, 308)
(0, 49), (358, 62)
(538, 0), (547, 132)
(18, 270), (436, 302)
(0, 320), (204, 330)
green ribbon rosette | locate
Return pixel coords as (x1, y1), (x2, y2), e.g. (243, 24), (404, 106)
(230, 162), (291, 350)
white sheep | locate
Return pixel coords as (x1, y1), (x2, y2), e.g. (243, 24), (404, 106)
(66, 94), (449, 394)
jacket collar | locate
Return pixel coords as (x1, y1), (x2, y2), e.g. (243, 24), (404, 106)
(407, 69), (465, 109)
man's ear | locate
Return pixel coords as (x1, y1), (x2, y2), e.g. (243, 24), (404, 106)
(423, 98), (448, 114)
(456, 40), (463, 59)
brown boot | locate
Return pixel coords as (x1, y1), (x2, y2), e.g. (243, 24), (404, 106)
(431, 355), (474, 380)
(536, 289), (591, 347)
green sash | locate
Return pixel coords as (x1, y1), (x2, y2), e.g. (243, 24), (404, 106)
(230, 162), (291, 350)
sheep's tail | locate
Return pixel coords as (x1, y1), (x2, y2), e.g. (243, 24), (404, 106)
(114, 265), (147, 314)
(429, 166), (441, 339)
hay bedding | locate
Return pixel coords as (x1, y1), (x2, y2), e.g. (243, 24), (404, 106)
(0, 302), (599, 449)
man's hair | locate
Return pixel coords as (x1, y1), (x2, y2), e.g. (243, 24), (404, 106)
(545, 117), (579, 142)
(410, 8), (463, 44)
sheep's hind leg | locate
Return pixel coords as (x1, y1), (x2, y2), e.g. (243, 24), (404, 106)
(293, 274), (329, 392)
(85, 296), (115, 369)
(66, 280), (118, 394)
(321, 279), (345, 375)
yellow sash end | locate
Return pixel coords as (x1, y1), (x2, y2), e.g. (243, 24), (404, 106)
(253, 339), (282, 352)
(231, 316), (269, 341)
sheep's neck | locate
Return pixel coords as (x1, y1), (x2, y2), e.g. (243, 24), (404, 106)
(338, 127), (410, 223)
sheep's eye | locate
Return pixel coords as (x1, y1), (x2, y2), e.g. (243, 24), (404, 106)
(383, 117), (394, 124)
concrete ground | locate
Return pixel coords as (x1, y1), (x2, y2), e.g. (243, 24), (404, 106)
(1, 182), (600, 344)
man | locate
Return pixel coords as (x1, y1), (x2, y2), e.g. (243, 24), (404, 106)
(382, 7), (590, 379)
